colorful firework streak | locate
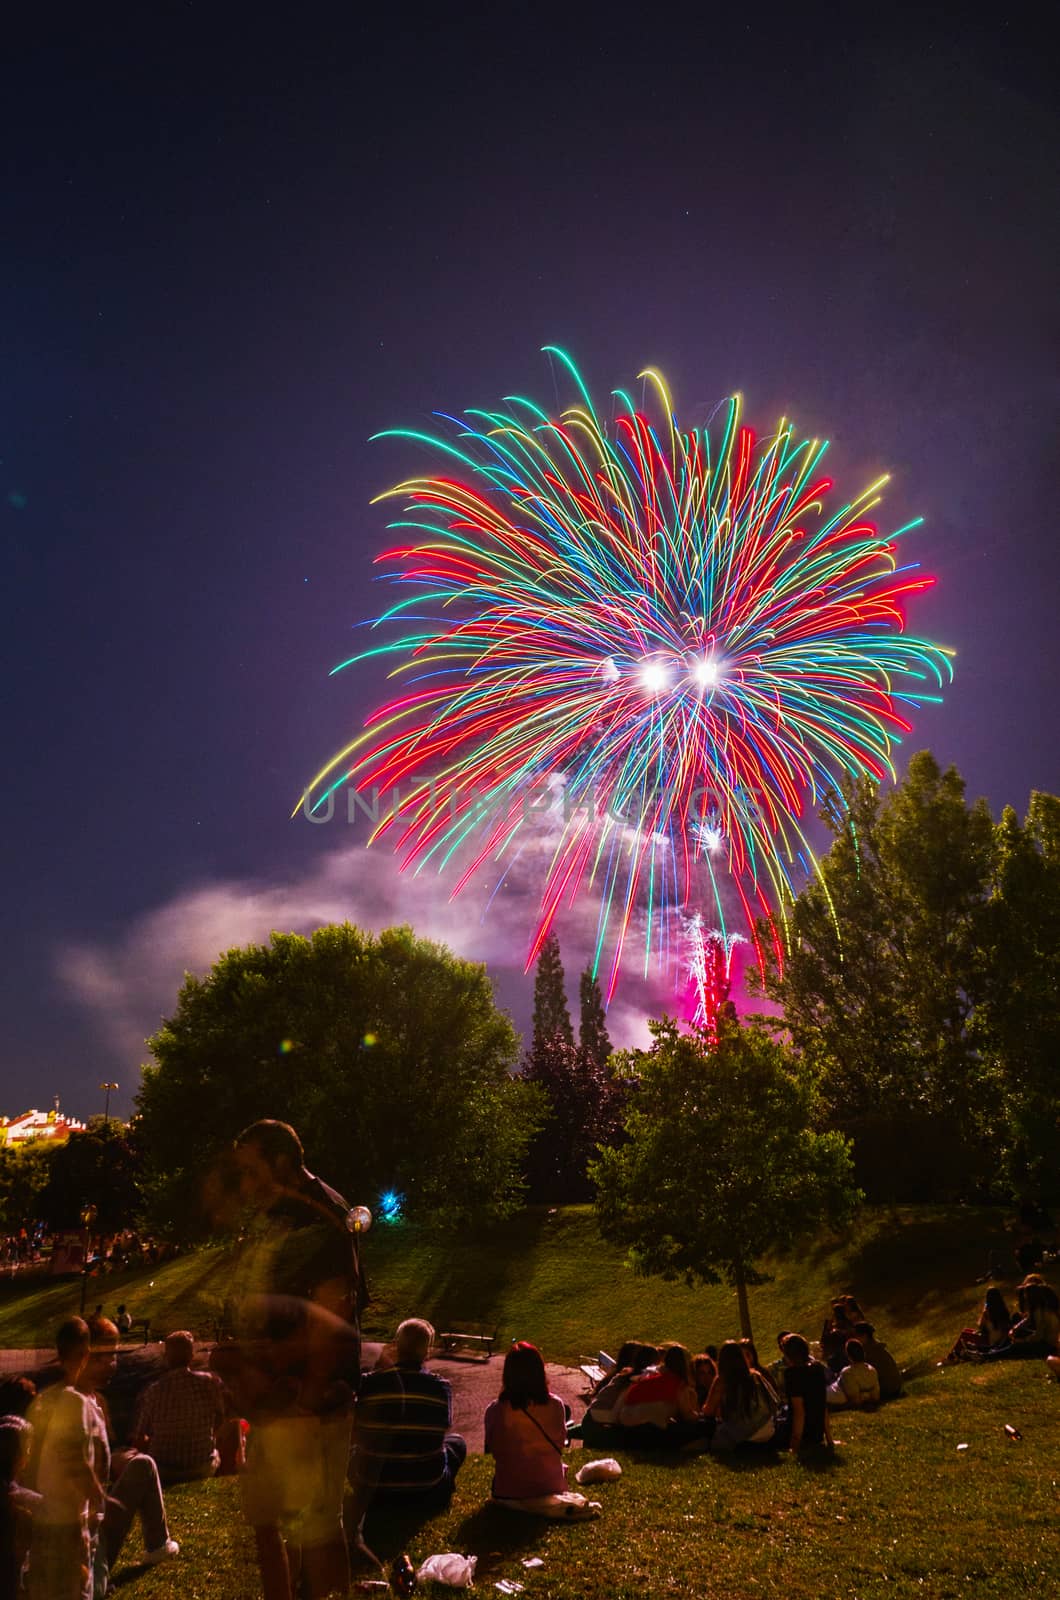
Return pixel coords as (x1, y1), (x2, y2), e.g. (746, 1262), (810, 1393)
(300, 350), (952, 998)
(686, 917), (745, 1037)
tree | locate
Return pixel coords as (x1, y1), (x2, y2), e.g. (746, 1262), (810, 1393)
(531, 933), (573, 1051)
(0, 1140), (53, 1232)
(39, 1120), (144, 1235)
(591, 1018), (861, 1341)
(523, 952), (623, 1202)
(756, 753), (997, 1193)
(137, 923), (545, 1238)
(974, 793), (1060, 1194)
(578, 967), (612, 1073)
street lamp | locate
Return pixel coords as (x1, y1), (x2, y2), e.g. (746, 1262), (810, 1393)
(79, 1203), (98, 1315)
(99, 1082), (118, 1128)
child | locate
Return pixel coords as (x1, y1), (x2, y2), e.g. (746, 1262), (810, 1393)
(1, 1414), (40, 1600)
(827, 1339), (881, 1408)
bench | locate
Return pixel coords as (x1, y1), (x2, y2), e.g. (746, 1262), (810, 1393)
(437, 1322), (498, 1361)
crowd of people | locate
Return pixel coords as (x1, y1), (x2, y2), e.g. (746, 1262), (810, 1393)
(946, 1274), (1060, 1367)
(2, 1119), (1057, 1599)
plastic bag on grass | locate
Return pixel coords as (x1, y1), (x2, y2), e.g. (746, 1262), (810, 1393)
(416, 1552), (478, 1586)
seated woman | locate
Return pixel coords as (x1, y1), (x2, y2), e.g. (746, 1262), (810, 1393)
(571, 1342), (659, 1446)
(692, 1353), (718, 1410)
(820, 1300), (859, 1375)
(704, 1340), (778, 1451)
(826, 1339), (880, 1408)
(485, 1343), (600, 1520)
(946, 1288), (1013, 1363)
(616, 1343), (700, 1438)
(1009, 1276), (1060, 1351)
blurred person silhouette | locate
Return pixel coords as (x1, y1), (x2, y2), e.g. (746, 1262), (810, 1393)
(230, 1119), (368, 1600)
(24, 1317), (104, 1600)
(2, 1413), (40, 1600)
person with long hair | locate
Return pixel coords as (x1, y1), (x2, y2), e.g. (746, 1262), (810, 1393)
(703, 1341), (777, 1451)
(946, 1288), (1013, 1363)
(616, 1343), (699, 1431)
(485, 1344), (599, 1520)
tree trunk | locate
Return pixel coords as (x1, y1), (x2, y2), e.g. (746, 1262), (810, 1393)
(734, 1262), (752, 1340)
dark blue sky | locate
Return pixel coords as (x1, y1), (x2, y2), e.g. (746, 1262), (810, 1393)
(3, 7), (1056, 1119)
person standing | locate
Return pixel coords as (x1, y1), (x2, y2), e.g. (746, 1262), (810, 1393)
(24, 1319), (103, 1600)
(231, 1119), (367, 1600)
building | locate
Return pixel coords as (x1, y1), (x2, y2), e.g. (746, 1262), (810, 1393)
(0, 1101), (85, 1145)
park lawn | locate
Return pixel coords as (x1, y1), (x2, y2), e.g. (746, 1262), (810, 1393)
(114, 1355), (1058, 1600)
(0, 1205), (1015, 1368)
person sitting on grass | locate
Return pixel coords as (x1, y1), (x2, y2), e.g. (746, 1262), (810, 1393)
(780, 1333), (834, 1453)
(132, 1331), (226, 1484)
(692, 1353), (718, 1409)
(1, 1414), (39, 1600)
(827, 1339), (880, 1409)
(585, 1342), (660, 1425)
(77, 1317), (179, 1591)
(1007, 1275), (1060, 1352)
(704, 1340), (778, 1451)
(946, 1288), (1013, 1363)
(485, 1342), (600, 1521)
(349, 1317), (466, 1523)
(853, 1323), (902, 1398)
(616, 1342), (700, 1435)
(820, 1300), (859, 1375)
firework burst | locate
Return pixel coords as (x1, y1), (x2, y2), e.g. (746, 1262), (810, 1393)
(300, 350), (952, 997)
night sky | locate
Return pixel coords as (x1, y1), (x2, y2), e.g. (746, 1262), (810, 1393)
(3, 8), (1057, 1120)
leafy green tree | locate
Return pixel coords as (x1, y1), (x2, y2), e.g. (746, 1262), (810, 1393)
(39, 1119), (144, 1234)
(974, 793), (1060, 1194)
(531, 933), (573, 1050)
(756, 753), (996, 1192)
(137, 923), (544, 1238)
(578, 966), (612, 1073)
(592, 1018), (860, 1340)
(0, 1140), (53, 1232)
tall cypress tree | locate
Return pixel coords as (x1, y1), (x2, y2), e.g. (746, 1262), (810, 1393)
(578, 966), (612, 1074)
(531, 933), (573, 1051)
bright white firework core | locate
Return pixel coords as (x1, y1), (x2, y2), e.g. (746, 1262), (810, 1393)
(691, 657), (720, 689)
(638, 660), (671, 695)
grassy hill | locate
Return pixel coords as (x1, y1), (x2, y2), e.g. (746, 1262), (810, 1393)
(0, 1203), (1017, 1369)
(4, 1205), (1057, 1598)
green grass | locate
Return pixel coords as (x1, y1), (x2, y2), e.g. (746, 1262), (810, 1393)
(5, 1206), (1058, 1597)
(0, 1205), (1018, 1370)
(114, 1358), (1059, 1600)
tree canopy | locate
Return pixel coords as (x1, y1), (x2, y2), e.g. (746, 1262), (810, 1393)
(137, 923), (544, 1237)
(756, 752), (1060, 1200)
(591, 1019), (860, 1340)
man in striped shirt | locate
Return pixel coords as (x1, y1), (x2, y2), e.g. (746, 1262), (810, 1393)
(351, 1319), (466, 1512)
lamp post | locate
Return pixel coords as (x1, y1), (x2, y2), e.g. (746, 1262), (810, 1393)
(79, 1203), (98, 1315)
(99, 1082), (118, 1129)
